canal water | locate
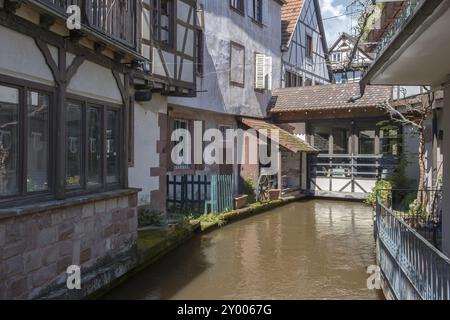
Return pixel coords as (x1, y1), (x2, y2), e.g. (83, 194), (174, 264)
(105, 200), (384, 300)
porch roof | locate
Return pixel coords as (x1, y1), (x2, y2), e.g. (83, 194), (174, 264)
(268, 83), (392, 113)
(238, 117), (318, 153)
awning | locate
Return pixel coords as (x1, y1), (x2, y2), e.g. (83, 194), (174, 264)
(238, 117), (318, 153)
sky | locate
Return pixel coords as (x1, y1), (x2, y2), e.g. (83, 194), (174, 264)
(319, 0), (357, 47)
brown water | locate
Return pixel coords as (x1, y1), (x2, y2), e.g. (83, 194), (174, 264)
(105, 200), (384, 300)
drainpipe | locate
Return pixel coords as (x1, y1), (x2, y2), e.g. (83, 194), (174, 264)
(348, 82), (367, 103)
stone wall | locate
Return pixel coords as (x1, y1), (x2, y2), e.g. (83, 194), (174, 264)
(0, 190), (138, 300)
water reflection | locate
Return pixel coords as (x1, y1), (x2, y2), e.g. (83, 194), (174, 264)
(105, 200), (384, 300)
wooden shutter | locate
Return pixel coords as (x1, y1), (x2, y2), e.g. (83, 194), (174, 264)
(265, 55), (272, 90)
(255, 53), (266, 89)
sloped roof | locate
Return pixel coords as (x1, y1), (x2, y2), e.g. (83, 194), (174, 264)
(329, 32), (374, 60)
(268, 83), (392, 112)
(238, 117), (318, 153)
(281, 0), (305, 47)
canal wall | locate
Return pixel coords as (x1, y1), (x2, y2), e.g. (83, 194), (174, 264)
(0, 190), (139, 300)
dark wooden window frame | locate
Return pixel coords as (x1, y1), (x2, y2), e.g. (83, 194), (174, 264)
(305, 33), (313, 60)
(195, 27), (204, 77)
(146, 0), (176, 49)
(64, 94), (123, 198)
(251, 0), (264, 24)
(230, 0), (245, 15)
(0, 76), (55, 206)
(229, 41), (246, 88)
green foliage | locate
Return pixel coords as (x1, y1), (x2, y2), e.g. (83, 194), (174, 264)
(243, 178), (256, 203)
(401, 191), (417, 209)
(195, 213), (227, 229)
(138, 207), (165, 228)
(408, 199), (427, 219)
(389, 156), (411, 190)
(365, 180), (392, 207)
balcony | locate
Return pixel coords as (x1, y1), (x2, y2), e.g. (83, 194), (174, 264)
(33, 0), (137, 49)
(373, 0), (424, 58)
(361, 0), (450, 87)
(375, 190), (450, 300)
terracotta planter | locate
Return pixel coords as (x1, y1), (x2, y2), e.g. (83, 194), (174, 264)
(268, 189), (281, 201)
(234, 194), (248, 210)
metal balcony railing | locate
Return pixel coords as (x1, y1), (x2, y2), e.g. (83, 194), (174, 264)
(374, 0), (424, 57)
(375, 192), (450, 300)
(35, 0), (137, 48)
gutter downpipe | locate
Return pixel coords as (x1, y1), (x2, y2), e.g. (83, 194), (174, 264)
(348, 81), (367, 103)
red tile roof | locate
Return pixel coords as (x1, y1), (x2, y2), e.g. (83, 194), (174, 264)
(281, 0), (305, 47)
(268, 83), (392, 112)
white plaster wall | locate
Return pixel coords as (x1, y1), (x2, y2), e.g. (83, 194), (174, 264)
(290, 122), (307, 141)
(169, 0), (283, 118)
(0, 25), (54, 86)
(442, 88), (450, 257)
(128, 94), (168, 205)
(67, 60), (123, 104)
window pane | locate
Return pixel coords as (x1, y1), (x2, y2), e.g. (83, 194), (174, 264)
(106, 110), (120, 184)
(313, 127), (330, 154)
(0, 85), (19, 196)
(359, 130), (376, 155)
(332, 128), (350, 154)
(27, 91), (50, 192)
(88, 107), (102, 186)
(66, 102), (82, 187)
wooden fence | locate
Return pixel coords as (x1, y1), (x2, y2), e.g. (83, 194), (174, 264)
(166, 175), (233, 215)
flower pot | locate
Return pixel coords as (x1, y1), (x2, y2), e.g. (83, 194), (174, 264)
(233, 194), (248, 210)
(268, 189), (281, 201)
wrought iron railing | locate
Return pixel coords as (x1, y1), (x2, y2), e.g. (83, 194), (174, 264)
(375, 194), (450, 300)
(374, 0), (424, 57)
(387, 189), (443, 249)
(35, 0), (137, 48)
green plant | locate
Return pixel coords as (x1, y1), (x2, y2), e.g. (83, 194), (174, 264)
(408, 199), (427, 219)
(138, 207), (164, 228)
(365, 180), (392, 207)
(401, 191), (417, 209)
(243, 178), (256, 203)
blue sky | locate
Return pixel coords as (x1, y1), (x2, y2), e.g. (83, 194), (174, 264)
(319, 0), (356, 46)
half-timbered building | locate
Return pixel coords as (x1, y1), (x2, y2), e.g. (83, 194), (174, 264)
(269, 83), (395, 199)
(281, 0), (332, 87)
(0, 0), (196, 299)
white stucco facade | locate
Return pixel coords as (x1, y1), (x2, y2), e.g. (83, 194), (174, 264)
(169, 0), (283, 118)
(128, 95), (168, 205)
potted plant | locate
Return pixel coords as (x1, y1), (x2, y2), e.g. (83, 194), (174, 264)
(268, 189), (281, 201)
(233, 194), (248, 210)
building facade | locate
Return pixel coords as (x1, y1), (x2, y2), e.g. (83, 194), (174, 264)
(0, 0), (196, 299)
(329, 33), (373, 84)
(281, 0), (332, 87)
(361, 0), (450, 299)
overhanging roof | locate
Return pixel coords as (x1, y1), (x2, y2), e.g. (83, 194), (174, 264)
(361, 0), (450, 88)
(238, 117), (318, 153)
(268, 83), (392, 112)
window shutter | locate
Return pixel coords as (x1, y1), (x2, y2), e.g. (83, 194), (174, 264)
(265, 55), (272, 90)
(255, 53), (266, 89)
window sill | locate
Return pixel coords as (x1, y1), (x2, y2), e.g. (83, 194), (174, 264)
(0, 188), (140, 221)
(230, 6), (245, 16)
(251, 18), (264, 27)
